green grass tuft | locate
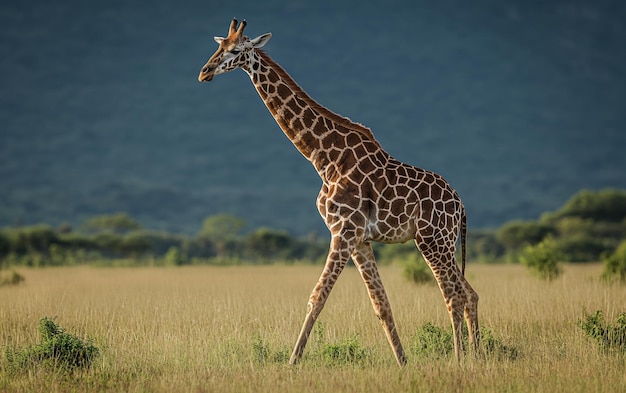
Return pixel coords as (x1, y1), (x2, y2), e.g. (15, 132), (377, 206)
(5, 317), (99, 373)
(410, 322), (519, 361)
(579, 310), (626, 353)
(318, 336), (371, 365)
(251, 336), (290, 364)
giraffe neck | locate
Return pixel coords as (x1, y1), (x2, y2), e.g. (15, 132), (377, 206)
(243, 50), (385, 176)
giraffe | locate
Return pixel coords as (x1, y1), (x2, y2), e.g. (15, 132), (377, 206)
(198, 19), (479, 366)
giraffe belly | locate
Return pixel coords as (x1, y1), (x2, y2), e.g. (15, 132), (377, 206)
(365, 203), (418, 244)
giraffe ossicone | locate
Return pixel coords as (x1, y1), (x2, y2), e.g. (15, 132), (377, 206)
(198, 18), (479, 366)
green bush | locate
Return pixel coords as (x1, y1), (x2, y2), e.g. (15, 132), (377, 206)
(308, 322), (372, 365)
(375, 243), (434, 284)
(251, 336), (289, 364)
(319, 336), (370, 365)
(409, 322), (518, 361)
(401, 254), (434, 285)
(602, 240), (626, 283)
(410, 322), (454, 359)
(579, 310), (626, 352)
(5, 317), (99, 372)
(519, 236), (562, 281)
(164, 246), (187, 266)
(480, 327), (520, 361)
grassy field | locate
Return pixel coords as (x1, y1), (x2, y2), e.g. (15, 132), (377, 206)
(1, 263), (625, 392)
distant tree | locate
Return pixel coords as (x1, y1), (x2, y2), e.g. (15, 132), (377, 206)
(245, 228), (292, 260)
(0, 231), (10, 268)
(545, 189), (626, 223)
(119, 232), (152, 258)
(92, 232), (122, 256)
(496, 220), (556, 250)
(189, 235), (217, 259)
(83, 213), (141, 234)
(0, 231), (10, 255)
(467, 230), (504, 262)
(7, 225), (59, 255)
(519, 236), (562, 281)
(198, 214), (246, 258)
(199, 214), (246, 240)
(554, 236), (611, 262)
(59, 233), (97, 253)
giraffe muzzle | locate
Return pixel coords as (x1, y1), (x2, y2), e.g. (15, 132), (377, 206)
(198, 65), (215, 82)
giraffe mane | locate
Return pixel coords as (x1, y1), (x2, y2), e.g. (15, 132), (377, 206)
(255, 50), (382, 146)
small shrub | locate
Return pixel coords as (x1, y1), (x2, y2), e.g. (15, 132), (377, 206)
(307, 323), (371, 365)
(319, 336), (370, 365)
(410, 322), (454, 358)
(251, 336), (289, 364)
(519, 236), (562, 281)
(480, 327), (519, 361)
(579, 310), (626, 352)
(0, 269), (24, 286)
(5, 317), (99, 372)
(164, 246), (187, 266)
(601, 241), (626, 283)
(410, 323), (518, 360)
(401, 255), (434, 285)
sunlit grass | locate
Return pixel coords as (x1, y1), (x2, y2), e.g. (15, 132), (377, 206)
(1, 264), (625, 392)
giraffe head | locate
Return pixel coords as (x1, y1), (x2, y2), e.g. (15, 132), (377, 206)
(198, 19), (272, 82)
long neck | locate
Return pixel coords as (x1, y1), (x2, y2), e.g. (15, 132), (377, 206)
(243, 49), (384, 175)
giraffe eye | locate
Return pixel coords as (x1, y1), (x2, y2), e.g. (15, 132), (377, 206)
(230, 49), (241, 55)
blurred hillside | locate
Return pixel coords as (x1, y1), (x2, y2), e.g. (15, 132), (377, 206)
(1, 0), (625, 235)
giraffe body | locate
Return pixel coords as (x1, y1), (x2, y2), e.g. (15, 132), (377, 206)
(199, 19), (479, 366)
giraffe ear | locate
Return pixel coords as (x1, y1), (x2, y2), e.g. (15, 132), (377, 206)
(214, 36), (225, 44)
(250, 33), (272, 48)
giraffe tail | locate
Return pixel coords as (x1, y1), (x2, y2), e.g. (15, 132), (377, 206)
(461, 205), (467, 276)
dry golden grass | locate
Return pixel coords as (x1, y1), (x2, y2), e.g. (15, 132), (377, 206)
(1, 263), (625, 392)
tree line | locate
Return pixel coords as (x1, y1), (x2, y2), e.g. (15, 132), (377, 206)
(468, 188), (626, 263)
(1, 189), (625, 269)
(0, 212), (329, 268)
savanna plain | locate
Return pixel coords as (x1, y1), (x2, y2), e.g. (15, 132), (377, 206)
(1, 263), (625, 392)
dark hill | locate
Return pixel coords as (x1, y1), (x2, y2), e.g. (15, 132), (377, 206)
(1, 0), (625, 235)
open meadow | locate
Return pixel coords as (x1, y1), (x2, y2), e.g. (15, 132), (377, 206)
(1, 263), (625, 392)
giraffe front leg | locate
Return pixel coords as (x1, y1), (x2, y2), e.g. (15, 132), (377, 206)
(289, 236), (351, 365)
(352, 243), (407, 366)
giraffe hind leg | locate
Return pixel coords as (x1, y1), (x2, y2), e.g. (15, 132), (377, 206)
(448, 291), (467, 362)
(463, 279), (480, 355)
(417, 242), (468, 361)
